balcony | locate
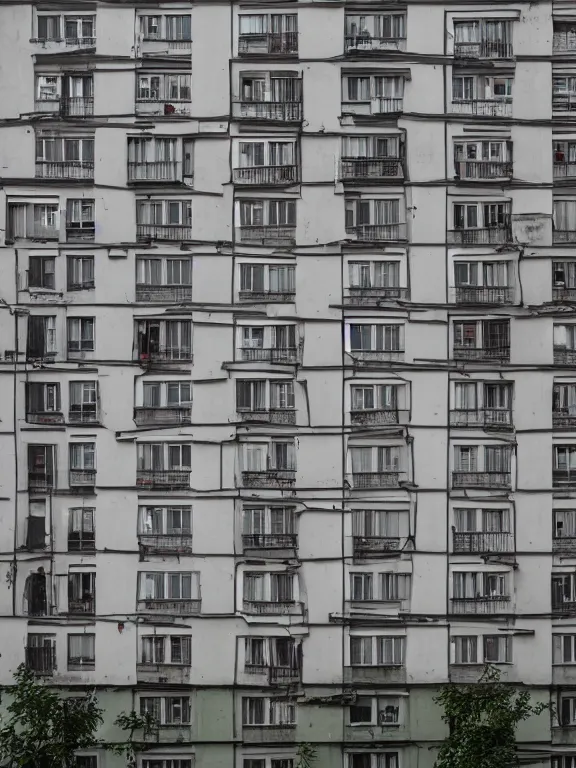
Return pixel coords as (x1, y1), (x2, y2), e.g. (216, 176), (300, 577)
(242, 534), (298, 550)
(554, 162), (576, 179)
(344, 287), (409, 306)
(28, 472), (54, 492)
(270, 665), (301, 684)
(453, 346), (510, 362)
(240, 347), (298, 363)
(345, 35), (406, 53)
(350, 350), (404, 363)
(238, 290), (295, 303)
(450, 596), (511, 614)
(68, 409), (98, 424)
(25, 646), (56, 675)
(136, 101), (191, 117)
(233, 101), (302, 122)
(239, 225), (296, 246)
(351, 471), (402, 488)
(454, 287), (514, 305)
(9, 222), (59, 242)
(555, 348), (576, 366)
(138, 534), (193, 555)
(137, 348), (193, 363)
(346, 224), (407, 241)
(134, 407), (192, 426)
(554, 287), (576, 302)
(453, 531), (513, 553)
(242, 470), (296, 489)
(554, 96), (576, 112)
(554, 25), (576, 52)
(27, 411), (65, 425)
(66, 227), (94, 243)
(239, 32), (298, 56)
(233, 166), (299, 185)
(128, 161), (182, 183)
(351, 408), (400, 426)
(353, 536), (401, 557)
(553, 470), (576, 487)
(68, 597), (95, 615)
(136, 285), (192, 302)
(237, 408), (296, 425)
(137, 599), (201, 615)
(554, 231), (576, 243)
(454, 41), (513, 59)
(69, 470), (96, 488)
(35, 97), (94, 117)
(136, 224), (193, 242)
(339, 158), (404, 182)
(455, 161), (513, 180)
(136, 470), (191, 489)
(448, 227), (511, 245)
(452, 471), (511, 489)
(554, 410), (576, 430)
(243, 600), (297, 615)
(35, 161), (94, 180)
(553, 599), (576, 614)
(451, 99), (512, 117)
(449, 409), (513, 429)
(553, 536), (576, 554)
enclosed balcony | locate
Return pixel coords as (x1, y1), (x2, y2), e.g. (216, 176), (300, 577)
(134, 407), (192, 426)
(137, 598), (201, 615)
(353, 535), (401, 557)
(454, 286), (514, 305)
(242, 470), (296, 489)
(554, 409), (576, 429)
(69, 469), (96, 488)
(68, 597), (95, 615)
(239, 31), (298, 56)
(452, 531), (513, 553)
(339, 158), (404, 182)
(138, 534), (193, 555)
(452, 471), (511, 489)
(136, 470), (191, 489)
(449, 408), (512, 429)
(237, 408), (296, 425)
(351, 471), (403, 488)
(450, 595), (511, 614)
(554, 23), (576, 52)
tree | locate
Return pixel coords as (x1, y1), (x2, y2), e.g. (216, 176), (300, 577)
(434, 665), (549, 768)
(0, 664), (155, 768)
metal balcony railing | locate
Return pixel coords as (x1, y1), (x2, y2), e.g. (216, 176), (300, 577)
(128, 161), (181, 182)
(237, 408), (296, 424)
(449, 409), (512, 428)
(553, 410), (576, 429)
(451, 99), (512, 117)
(35, 161), (94, 179)
(233, 101), (302, 121)
(553, 287), (576, 301)
(134, 407), (192, 426)
(238, 290), (295, 303)
(135, 285), (192, 302)
(450, 596), (511, 614)
(68, 409), (98, 424)
(69, 469), (96, 487)
(454, 41), (513, 58)
(25, 646), (56, 674)
(351, 471), (402, 488)
(243, 600), (296, 614)
(370, 97), (404, 114)
(137, 347), (193, 362)
(136, 470), (191, 489)
(453, 346), (510, 362)
(138, 599), (201, 615)
(238, 32), (298, 55)
(346, 223), (407, 241)
(553, 96), (576, 112)
(454, 286), (514, 305)
(454, 160), (513, 179)
(353, 536), (401, 555)
(553, 469), (576, 487)
(28, 472), (54, 491)
(242, 534), (297, 549)
(60, 97), (94, 117)
(242, 470), (296, 488)
(339, 158), (403, 180)
(344, 287), (408, 305)
(452, 471), (511, 488)
(233, 165), (299, 185)
(136, 224), (193, 242)
(270, 665), (301, 683)
(553, 599), (576, 614)
(27, 411), (65, 425)
(240, 347), (298, 363)
(554, 348), (576, 365)
(68, 597), (95, 615)
(345, 35), (406, 53)
(453, 531), (513, 552)
(351, 408), (399, 426)
(554, 231), (576, 243)
(239, 225), (296, 245)
(350, 349), (405, 363)
(65, 36), (96, 47)
(67, 536), (95, 551)
(554, 162), (576, 178)
(553, 536), (576, 553)
(448, 227), (511, 245)
(138, 534), (193, 554)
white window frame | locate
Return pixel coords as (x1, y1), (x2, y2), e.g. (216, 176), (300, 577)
(238, 199), (297, 227)
(140, 381), (192, 408)
(236, 140), (297, 168)
(236, 379), (295, 412)
(350, 384), (398, 412)
(69, 442), (95, 471)
(349, 695), (403, 727)
(346, 323), (405, 353)
(349, 445), (403, 473)
(138, 571), (200, 601)
(140, 635), (192, 665)
(136, 200), (192, 226)
(242, 506), (296, 536)
(242, 571), (297, 604)
(139, 695), (191, 726)
(237, 324), (298, 354)
(348, 260), (402, 289)
(238, 262), (296, 294)
(137, 74), (191, 102)
(352, 509), (408, 538)
(349, 635), (405, 666)
(452, 75), (513, 102)
(138, 506), (192, 536)
(136, 257), (192, 286)
(452, 507), (511, 533)
(242, 696), (297, 726)
(342, 74), (405, 102)
(554, 634), (576, 664)
(67, 318), (95, 352)
(137, 443), (192, 471)
(451, 571), (509, 599)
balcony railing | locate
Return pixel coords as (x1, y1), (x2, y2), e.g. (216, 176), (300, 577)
(339, 158), (403, 181)
(450, 408), (512, 428)
(237, 408), (296, 424)
(454, 286), (514, 305)
(270, 665), (301, 683)
(370, 97), (404, 114)
(554, 231), (576, 243)
(554, 348), (576, 366)
(453, 531), (513, 552)
(351, 408), (399, 426)
(554, 162), (576, 178)
(135, 285), (192, 302)
(137, 347), (193, 363)
(345, 35), (406, 53)
(61, 97), (94, 117)
(346, 223), (407, 241)
(553, 600), (576, 614)
(28, 472), (54, 491)
(35, 161), (94, 179)
(233, 101), (302, 122)
(66, 227), (94, 243)
(138, 599), (201, 615)
(554, 536), (576, 554)
(68, 409), (98, 424)
(553, 469), (576, 487)
(451, 99), (512, 117)
(350, 349), (405, 363)
(344, 287), (408, 305)
(68, 597), (95, 615)
(239, 225), (296, 246)
(453, 346), (510, 362)
(353, 536), (401, 556)
(69, 469), (96, 487)
(243, 600), (296, 614)
(136, 470), (191, 489)
(128, 161), (182, 182)
(239, 32), (298, 55)
(448, 227), (511, 245)
(351, 471), (402, 488)
(242, 470), (296, 488)
(455, 160), (513, 180)
(240, 346), (298, 363)
(242, 534), (298, 549)
(138, 534), (193, 554)
(233, 165), (299, 185)
(27, 411), (65, 425)
(452, 471), (511, 488)
(238, 290), (295, 303)
(25, 646), (56, 675)
(450, 596), (511, 614)
(553, 96), (576, 112)
(134, 407), (192, 426)
(136, 224), (193, 242)
(10, 224), (59, 241)
(454, 41), (513, 58)
(554, 287), (576, 301)
(554, 410), (576, 429)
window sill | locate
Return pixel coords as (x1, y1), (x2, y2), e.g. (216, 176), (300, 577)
(348, 723), (401, 728)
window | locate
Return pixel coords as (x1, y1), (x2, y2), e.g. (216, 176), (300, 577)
(350, 696), (401, 726)
(453, 635), (478, 663)
(555, 325), (576, 352)
(238, 141), (296, 168)
(26, 633), (56, 672)
(141, 635), (191, 665)
(140, 15), (191, 41)
(453, 202), (510, 230)
(242, 506), (296, 537)
(27, 500), (46, 549)
(27, 383), (60, 416)
(68, 508), (95, 551)
(237, 380), (295, 412)
(137, 74), (191, 102)
(350, 573), (373, 601)
(137, 443), (192, 472)
(36, 136), (94, 167)
(37, 15), (61, 40)
(345, 199), (401, 229)
(76, 757), (97, 768)
(346, 14), (406, 40)
(137, 200), (193, 229)
(452, 75), (512, 101)
(142, 381), (192, 408)
(68, 256), (94, 290)
(244, 636), (299, 671)
(554, 446), (576, 475)
(452, 571), (508, 599)
(66, 199), (95, 239)
(137, 257), (192, 286)
(27, 316), (57, 358)
(243, 441), (296, 472)
(553, 573), (576, 605)
(349, 324), (403, 353)
(243, 572), (295, 603)
(238, 325), (297, 360)
(350, 446), (402, 473)
(28, 445), (55, 487)
(67, 634), (95, 669)
(352, 509), (405, 539)
(554, 635), (576, 664)
(453, 261), (510, 288)
(69, 381), (98, 422)
(483, 635), (511, 663)
(343, 74), (404, 102)
(554, 261), (576, 289)
(68, 571), (96, 613)
(139, 572), (200, 602)
(349, 261), (401, 289)
(560, 697), (576, 726)
(555, 510), (576, 539)
(240, 72), (301, 103)
(242, 697), (296, 726)
(239, 199), (296, 227)
(166, 15), (191, 40)
(136, 319), (192, 361)
(239, 263), (295, 295)
(453, 320), (510, 351)
(140, 696), (191, 725)
(67, 319), (95, 353)
(381, 573), (411, 600)
(350, 636), (405, 665)
(28, 256), (55, 290)
(349, 753), (398, 768)
(351, 384), (397, 411)
(138, 506), (192, 536)
(453, 508), (510, 533)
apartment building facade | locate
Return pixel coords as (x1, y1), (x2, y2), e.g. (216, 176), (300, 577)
(0, 0), (571, 767)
